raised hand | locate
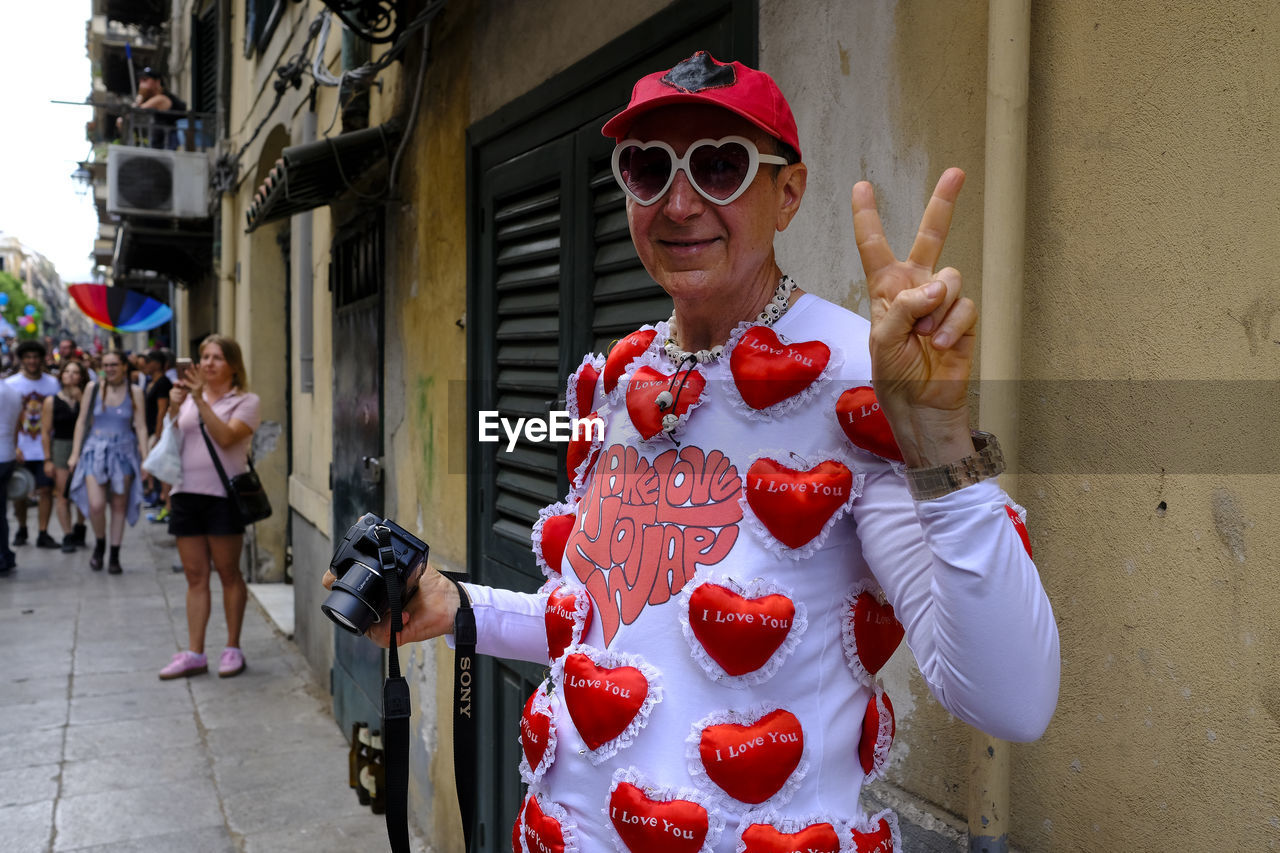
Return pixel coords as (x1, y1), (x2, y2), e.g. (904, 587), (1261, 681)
(851, 168), (977, 467)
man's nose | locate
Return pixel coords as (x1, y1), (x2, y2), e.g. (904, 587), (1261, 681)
(659, 168), (706, 222)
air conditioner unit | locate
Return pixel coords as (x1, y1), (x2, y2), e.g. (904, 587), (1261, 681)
(107, 146), (210, 219)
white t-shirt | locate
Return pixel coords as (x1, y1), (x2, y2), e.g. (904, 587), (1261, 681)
(6, 372), (60, 461)
(0, 381), (23, 464)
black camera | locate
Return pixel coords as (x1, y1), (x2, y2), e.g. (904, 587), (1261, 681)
(322, 514), (430, 635)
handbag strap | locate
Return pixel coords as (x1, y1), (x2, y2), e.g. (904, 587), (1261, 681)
(198, 419), (236, 500)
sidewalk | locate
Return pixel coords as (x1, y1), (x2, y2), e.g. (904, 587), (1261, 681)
(0, 509), (393, 853)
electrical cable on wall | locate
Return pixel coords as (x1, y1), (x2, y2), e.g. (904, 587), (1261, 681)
(215, 1), (444, 193)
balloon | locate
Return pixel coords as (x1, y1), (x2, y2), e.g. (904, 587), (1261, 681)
(23, 305), (35, 316)
(0, 293), (8, 305)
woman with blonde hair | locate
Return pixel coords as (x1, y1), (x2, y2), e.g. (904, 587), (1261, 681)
(159, 335), (261, 680)
(68, 350), (149, 573)
(40, 359), (88, 552)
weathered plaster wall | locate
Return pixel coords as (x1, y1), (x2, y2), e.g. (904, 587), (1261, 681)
(1015, 2), (1280, 850)
(467, 0), (672, 124)
(770, 1), (1280, 850)
(762, 0), (990, 820)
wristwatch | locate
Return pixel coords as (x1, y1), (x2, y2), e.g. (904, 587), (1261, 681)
(904, 430), (1005, 501)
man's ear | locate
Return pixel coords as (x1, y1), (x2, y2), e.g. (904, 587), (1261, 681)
(775, 162), (807, 232)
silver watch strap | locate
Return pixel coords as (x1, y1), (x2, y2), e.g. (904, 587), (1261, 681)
(904, 431), (1005, 501)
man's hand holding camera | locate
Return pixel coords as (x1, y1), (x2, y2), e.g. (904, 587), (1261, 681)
(322, 567), (459, 647)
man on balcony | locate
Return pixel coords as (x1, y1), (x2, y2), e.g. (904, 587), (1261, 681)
(127, 67), (187, 149)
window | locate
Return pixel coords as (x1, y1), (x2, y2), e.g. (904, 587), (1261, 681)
(191, 6), (218, 113)
(464, 2), (755, 846)
(243, 0), (283, 57)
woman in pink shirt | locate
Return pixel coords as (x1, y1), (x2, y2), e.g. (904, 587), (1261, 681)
(158, 335), (261, 680)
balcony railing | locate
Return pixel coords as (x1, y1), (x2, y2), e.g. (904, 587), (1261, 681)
(118, 106), (216, 152)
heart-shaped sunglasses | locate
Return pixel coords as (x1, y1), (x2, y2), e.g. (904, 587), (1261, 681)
(611, 135), (788, 206)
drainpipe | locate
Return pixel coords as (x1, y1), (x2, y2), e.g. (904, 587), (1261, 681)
(219, 191), (237, 335)
(971, 2), (1030, 852)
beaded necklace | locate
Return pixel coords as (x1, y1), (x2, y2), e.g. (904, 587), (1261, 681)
(663, 275), (797, 365)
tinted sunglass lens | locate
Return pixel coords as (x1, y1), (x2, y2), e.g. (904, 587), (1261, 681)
(690, 142), (751, 200)
(619, 145), (673, 201)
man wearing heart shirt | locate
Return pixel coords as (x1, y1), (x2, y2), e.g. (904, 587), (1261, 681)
(327, 51), (1059, 853)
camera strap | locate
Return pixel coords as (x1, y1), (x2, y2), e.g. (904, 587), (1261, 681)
(376, 527), (412, 853)
(440, 571), (476, 852)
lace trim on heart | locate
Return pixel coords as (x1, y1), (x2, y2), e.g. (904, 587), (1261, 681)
(519, 791), (580, 853)
(839, 578), (901, 687)
(531, 499), (578, 579)
(733, 810), (855, 853)
(605, 767), (724, 853)
(566, 353), (605, 421)
(518, 682), (560, 786)
(737, 448), (865, 560)
(602, 322), (667, 403)
(540, 577), (593, 663)
(552, 645), (663, 766)
(720, 321), (845, 422)
(849, 808), (902, 853)
(863, 683), (895, 783)
(567, 412), (607, 498)
(619, 348), (709, 445)
(677, 571), (809, 688)
(684, 703), (809, 811)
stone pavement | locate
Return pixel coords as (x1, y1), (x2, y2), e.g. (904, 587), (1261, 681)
(0, 509), (405, 853)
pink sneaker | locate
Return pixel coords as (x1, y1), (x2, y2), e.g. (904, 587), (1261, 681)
(159, 651), (208, 680)
(218, 647), (246, 678)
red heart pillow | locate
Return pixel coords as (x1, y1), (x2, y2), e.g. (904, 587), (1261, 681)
(522, 795), (567, 853)
(604, 329), (657, 393)
(845, 586), (904, 680)
(562, 653), (650, 751)
(536, 511), (575, 577)
(519, 690), (554, 777)
(697, 708), (804, 804)
(1005, 504), (1032, 557)
(609, 782), (708, 853)
(859, 689), (896, 779)
(626, 366), (705, 440)
(729, 326), (830, 410)
(688, 583), (796, 677)
(741, 821), (841, 853)
(744, 458), (855, 549)
(545, 584), (592, 660)
(835, 386), (903, 462)
(850, 810), (899, 853)
(512, 796), (526, 853)
(572, 360), (600, 418)
(565, 411), (603, 487)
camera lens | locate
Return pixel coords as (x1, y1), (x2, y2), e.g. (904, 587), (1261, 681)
(321, 560), (385, 635)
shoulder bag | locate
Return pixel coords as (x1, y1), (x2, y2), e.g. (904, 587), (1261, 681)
(199, 418), (271, 524)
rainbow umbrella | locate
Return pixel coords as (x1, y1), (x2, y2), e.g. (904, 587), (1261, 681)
(68, 284), (173, 332)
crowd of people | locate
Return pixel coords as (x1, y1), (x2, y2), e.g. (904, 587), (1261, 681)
(0, 334), (262, 681)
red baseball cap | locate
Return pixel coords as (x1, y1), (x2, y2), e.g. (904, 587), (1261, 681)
(602, 51), (801, 158)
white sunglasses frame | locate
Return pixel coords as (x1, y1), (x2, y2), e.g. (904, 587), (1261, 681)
(611, 135), (788, 207)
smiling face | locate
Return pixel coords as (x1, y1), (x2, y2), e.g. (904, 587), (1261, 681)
(623, 104), (806, 317)
(19, 350), (43, 378)
(101, 353), (126, 385)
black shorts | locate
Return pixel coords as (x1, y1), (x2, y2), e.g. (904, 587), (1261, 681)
(168, 493), (245, 537)
(23, 460), (54, 489)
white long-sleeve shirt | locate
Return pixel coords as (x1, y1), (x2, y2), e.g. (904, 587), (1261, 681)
(461, 294), (1059, 853)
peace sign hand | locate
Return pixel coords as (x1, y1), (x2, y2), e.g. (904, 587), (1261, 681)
(852, 167), (977, 468)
